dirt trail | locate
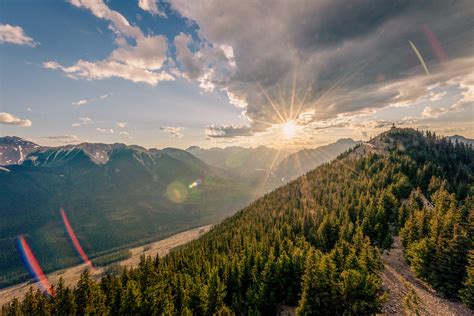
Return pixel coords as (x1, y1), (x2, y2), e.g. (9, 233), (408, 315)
(0, 225), (212, 306)
(381, 236), (472, 316)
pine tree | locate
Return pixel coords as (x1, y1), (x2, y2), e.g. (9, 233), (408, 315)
(460, 250), (474, 309)
(52, 278), (76, 316)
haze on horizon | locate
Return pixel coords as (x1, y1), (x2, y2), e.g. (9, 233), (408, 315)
(1, 0), (473, 150)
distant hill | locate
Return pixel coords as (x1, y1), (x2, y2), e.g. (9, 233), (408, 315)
(0, 136), (39, 166)
(187, 139), (359, 185)
(275, 138), (360, 181)
(186, 145), (290, 176)
(0, 142), (256, 287)
(448, 134), (474, 146)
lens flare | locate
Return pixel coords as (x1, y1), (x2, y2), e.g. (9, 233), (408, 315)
(409, 40), (430, 76)
(423, 25), (448, 64)
(166, 181), (188, 203)
(189, 178), (202, 189)
(16, 235), (54, 296)
(61, 208), (95, 270)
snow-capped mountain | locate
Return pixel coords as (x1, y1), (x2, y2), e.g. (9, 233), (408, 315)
(0, 136), (39, 166)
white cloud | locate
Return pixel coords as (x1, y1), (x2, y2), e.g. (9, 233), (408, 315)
(205, 124), (253, 138)
(138, 0), (166, 17)
(72, 93), (111, 106)
(68, 0), (141, 39)
(223, 88), (247, 108)
(116, 122), (128, 128)
(0, 24), (37, 46)
(44, 0), (173, 85)
(72, 117), (94, 127)
(96, 127), (114, 133)
(110, 35), (168, 70)
(119, 130), (132, 139)
(41, 135), (82, 144)
(0, 112), (32, 126)
(160, 126), (183, 138)
(45, 58), (173, 86)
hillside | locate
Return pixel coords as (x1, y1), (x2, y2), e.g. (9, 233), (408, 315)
(3, 128), (472, 314)
(0, 143), (256, 288)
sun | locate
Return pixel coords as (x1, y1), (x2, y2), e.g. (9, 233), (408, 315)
(281, 121), (297, 139)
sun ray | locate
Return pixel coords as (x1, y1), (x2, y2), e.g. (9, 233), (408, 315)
(309, 62), (369, 110)
(256, 148), (282, 197)
(277, 83), (289, 121)
(292, 143), (316, 210)
(293, 78), (315, 122)
(315, 146), (359, 177)
(250, 118), (276, 127)
(258, 82), (287, 124)
(289, 70), (297, 122)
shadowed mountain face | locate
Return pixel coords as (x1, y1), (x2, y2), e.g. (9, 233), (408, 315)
(0, 143), (256, 287)
(0, 136), (39, 166)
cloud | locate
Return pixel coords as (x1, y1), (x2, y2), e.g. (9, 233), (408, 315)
(0, 24), (37, 46)
(72, 93), (111, 106)
(0, 112), (32, 126)
(69, 0), (141, 38)
(205, 124), (253, 138)
(44, 55), (173, 86)
(96, 127), (114, 133)
(116, 122), (128, 128)
(72, 117), (94, 127)
(44, 0), (174, 85)
(138, 0), (166, 17)
(41, 135), (82, 144)
(169, 0), (474, 134)
(160, 126), (183, 138)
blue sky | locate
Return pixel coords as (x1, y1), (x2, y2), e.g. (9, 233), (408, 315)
(0, 0), (246, 148)
(1, 0), (473, 149)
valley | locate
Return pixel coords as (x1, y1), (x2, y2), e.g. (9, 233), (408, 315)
(0, 225), (212, 306)
(0, 137), (357, 289)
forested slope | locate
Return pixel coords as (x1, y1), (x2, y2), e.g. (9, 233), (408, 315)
(2, 128), (473, 315)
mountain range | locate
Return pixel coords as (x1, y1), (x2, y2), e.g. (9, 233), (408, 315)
(0, 132), (471, 290)
(0, 141), (255, 287)
(3, 128), (472, 314)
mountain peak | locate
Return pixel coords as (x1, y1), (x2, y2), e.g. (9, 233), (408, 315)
(0, 136), (39, 165)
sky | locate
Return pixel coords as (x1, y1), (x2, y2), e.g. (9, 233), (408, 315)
(0, 0), (473, 149)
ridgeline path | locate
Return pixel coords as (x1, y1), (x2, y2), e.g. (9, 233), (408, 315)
(381, 236), (472, 316)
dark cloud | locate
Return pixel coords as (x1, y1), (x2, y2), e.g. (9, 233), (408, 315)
(170, 0), (474, 132)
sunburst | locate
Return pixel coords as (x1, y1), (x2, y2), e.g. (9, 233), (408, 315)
(281, 121), (297, 139)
